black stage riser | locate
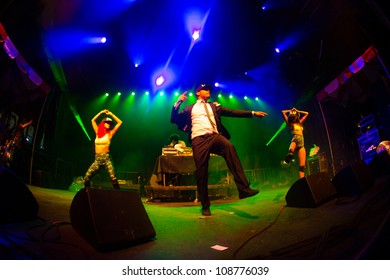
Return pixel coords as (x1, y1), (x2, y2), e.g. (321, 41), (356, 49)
(368, 151), (390, 178)
(69, 188), (156, 252)
(332, 160), (375, 197)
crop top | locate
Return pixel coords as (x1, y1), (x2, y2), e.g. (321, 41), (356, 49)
(290, 123), (304, 135)
(95, 133), (110, 146)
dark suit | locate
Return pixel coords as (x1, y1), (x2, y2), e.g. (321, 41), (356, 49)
(171, 101), (254, 209)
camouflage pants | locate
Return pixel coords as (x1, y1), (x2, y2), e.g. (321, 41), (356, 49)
(291, 134), (304, 150)
(84, 152), (119, 189)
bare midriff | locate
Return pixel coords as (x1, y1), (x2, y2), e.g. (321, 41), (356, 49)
(291, 123), (303, 136)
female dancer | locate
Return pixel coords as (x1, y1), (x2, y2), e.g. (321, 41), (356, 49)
(282, 107), (309, 178)
(84, 109), (122, 189)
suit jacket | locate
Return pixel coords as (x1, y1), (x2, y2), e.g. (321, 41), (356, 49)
(171, 101), (253, 142)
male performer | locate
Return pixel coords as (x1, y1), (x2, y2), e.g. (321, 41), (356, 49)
(171, 84), (268, 216)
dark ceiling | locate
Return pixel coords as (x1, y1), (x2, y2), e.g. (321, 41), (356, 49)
(1, 0), (389, 102)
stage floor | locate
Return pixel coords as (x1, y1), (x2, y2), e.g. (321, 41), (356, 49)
(1, 175), (389, 260)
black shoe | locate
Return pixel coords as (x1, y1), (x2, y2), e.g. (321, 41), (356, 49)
(284, 152), (294, 163)
(202, 208), (211, 216)
(239, 188), (259, 199)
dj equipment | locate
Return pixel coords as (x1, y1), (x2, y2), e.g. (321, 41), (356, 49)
(162, 147), (193, 156)
(162, 147), (178, 155)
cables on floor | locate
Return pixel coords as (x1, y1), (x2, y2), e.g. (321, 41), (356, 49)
(232, 205), (286, 259)
(0, 217), (90, 259)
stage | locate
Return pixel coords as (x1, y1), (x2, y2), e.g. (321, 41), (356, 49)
(0, 172), (389, 260)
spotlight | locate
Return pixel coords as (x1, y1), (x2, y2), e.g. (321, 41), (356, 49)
(192, 29), (200, 41)
(155, 75), (165, 86)
(87, 36), (107, 44)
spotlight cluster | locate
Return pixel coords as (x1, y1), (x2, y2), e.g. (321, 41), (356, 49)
(101, 90), (262, 101)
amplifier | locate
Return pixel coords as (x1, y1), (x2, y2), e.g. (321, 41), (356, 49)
(307, 153), (328, 175)
(162, 148), (178, 156)
(179, 147), (193, 156)
(358, 128), (380, 164)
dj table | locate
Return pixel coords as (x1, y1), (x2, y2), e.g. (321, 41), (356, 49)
(154, 155), (229, 185)
(156, 155), (196, 176)
(148, 155), (235, 201)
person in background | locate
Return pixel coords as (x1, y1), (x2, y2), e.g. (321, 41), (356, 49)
(282, 107), (309, 178)
(0, 139), (12, 166)
(11, 119), (32, 149)
(83, 109), (122, 190)
(171, 83), (268, 216)
(168, 133), (187, 148)
(2, 118), (32, 168)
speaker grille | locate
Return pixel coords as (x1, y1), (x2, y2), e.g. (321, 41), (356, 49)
(70, 188), (156, 251)
(285, 172), (336, 208)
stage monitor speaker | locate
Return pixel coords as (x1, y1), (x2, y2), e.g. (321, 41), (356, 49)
(368, 151), (390, 178)
(332, 160), (375, 197)
(69, 188), (156, 251)
(285, 172), (337, 208)
(0, 165), (39, 224)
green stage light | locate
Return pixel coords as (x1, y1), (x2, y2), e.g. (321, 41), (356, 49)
(244, 95), (253, 107)
(124, 91), (136, 105)
(44, 47), (91, 141)
(74, 114), (91, 141)
(266, 122), (286, 146)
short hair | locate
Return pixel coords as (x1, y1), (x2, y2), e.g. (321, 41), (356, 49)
(169, 134), (180, 142)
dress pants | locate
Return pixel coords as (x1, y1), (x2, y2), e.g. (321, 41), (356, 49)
(191, 133), (249, 209)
